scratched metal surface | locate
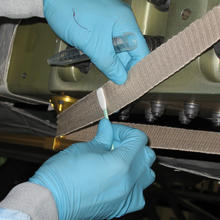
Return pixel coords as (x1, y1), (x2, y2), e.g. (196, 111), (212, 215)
(0, 20), (18, 85)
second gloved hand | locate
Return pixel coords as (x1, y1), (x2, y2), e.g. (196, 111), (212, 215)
(29, 119), (155, 220)
(43, 0), (150, 85)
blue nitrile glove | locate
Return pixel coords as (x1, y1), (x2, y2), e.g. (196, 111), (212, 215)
(43, 0), (150, 85)
(29, 119), (156, 220)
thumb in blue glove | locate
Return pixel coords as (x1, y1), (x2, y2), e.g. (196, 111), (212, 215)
(29, 119), (155, 220)
(43, 0), (150, 85)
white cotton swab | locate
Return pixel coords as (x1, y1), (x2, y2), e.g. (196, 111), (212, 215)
(96, 88), (114, 150)
(97, 88), (109, 119)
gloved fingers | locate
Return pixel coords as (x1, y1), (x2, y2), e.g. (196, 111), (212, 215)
(118, 168), (155, 216)
(126, 32), (150, 70)
(115, 186), (146, 218)
(138, 167), (156, 190)
(112, 123), (147, 145)
(144, 146), (156, 167)
(86, 32), (128, 85)
(92, 118), (113, 150)
(111, 124), (148, 161)
(112, 140), (121, 149)
(117, 52), (131, 71)
(112, 7), (150, 70)
(92, 52), (128, 85)
(129, 191), (146, 212)
(115, 33), (149, 72)
(60, 119), (113, 155)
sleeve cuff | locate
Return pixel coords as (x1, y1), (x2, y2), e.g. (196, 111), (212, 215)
(0, 207), (31, 220)
(0, 182), (58, 220)
(0, 0), (44, 18)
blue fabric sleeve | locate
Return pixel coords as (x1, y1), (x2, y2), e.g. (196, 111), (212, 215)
(0, 208), (31, 220)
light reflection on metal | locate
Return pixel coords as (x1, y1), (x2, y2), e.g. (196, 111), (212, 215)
(151, 101), (165, 117)
(211, 112), (220, 127)
(145, 107), (156, 123)
(49, 94), (77, 114)
(184, 102), (199, 119)
(179, 110), (191, 125)
(0, 133), (78, 151)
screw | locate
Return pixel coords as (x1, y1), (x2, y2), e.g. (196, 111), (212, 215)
(184, 102), (199, 119)
(181, 8), (191, 20)
(211, 112), (220, 127)
(58, 100), (64, 104)
(179, 110), (191, 125)
(21, 72), (27, 79)
(119, 114), (129, 121)
(174, 169), (181, 172)
(151, 101), (165, 117)
(118, 106), (132, 121)
(145, 107), (156, 123)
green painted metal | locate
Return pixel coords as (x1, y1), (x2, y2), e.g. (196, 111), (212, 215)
(7, 19), (57, 100)
(0, 157), (7, 167)
(6, 0), (220, 106)
(150, 0), (220, 96)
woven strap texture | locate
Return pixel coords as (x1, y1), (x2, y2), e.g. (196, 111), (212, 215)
(58, 5), (220, 154)
(66, 123), (220, 155)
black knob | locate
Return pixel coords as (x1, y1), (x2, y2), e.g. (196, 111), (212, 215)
(147, 0), (170, 11)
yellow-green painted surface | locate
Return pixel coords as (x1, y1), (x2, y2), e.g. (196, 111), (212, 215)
(6, 0), (220, 105)
(7, 19), (57, 100)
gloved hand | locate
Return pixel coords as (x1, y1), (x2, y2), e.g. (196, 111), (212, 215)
(43, 0), (150, 84)
(29, 119), (156, 220)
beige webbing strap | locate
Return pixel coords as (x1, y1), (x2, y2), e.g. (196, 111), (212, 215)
(66, 123), (220, 155)
(58, 5), (220, 155)
(57, 5), (220, 136)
